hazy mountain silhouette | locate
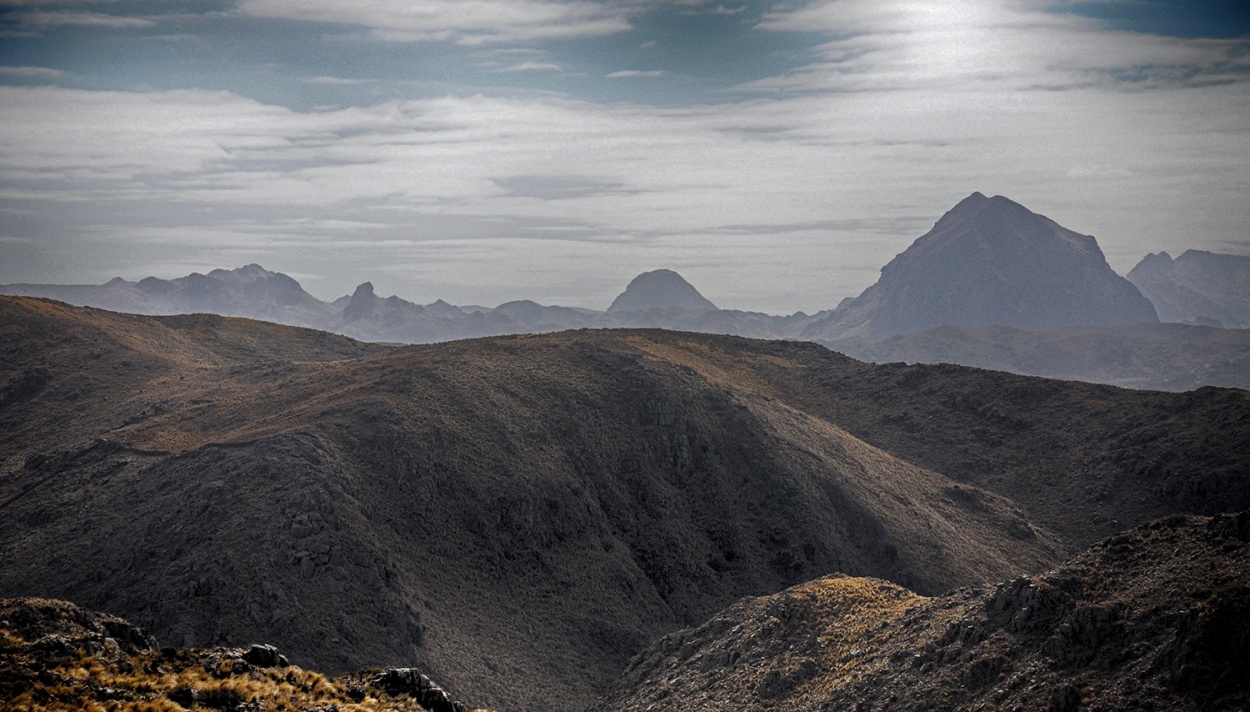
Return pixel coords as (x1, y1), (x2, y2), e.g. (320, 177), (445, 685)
(607, 269), (718, 313)
(0, 264), (336, 326)
(4, 297), (1249, 709)
(803, 193), (1158, 340)
(1128, 250), (1250, 328)
(4, 197), (1248, 392)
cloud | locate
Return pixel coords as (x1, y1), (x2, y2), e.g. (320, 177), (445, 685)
(297, 75), (377, 86)
(16, 10), (156, 28)
(606, 69), (666, 78)
(751, 0), (1250, 93)
(504, 61), (563, 72)
(236, 0), (636, 44)
(1, 0), (1248, 311)
(0, 65), (65, 77)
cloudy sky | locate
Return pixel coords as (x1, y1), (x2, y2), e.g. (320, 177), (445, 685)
(1, 0), (1247, 313)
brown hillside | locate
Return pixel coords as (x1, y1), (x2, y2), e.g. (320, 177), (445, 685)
(2, 296), (1248, 710)
(593, 511), (1250, 712)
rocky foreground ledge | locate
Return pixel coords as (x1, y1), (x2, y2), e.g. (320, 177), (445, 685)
(0, 597), (481, 712)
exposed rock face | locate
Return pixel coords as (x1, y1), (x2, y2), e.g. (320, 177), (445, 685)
(1127, 249), (1250, 328)
(342, 282), (378, 321)
(607, 269), (718, 313)
(593, 512), (1250, 712)
(804, 193), (1158, 340)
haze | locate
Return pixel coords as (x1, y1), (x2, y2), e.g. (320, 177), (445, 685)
(1, 0), (1248, 313)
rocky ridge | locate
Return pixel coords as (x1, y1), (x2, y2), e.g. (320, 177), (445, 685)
(593, 511), (1250, 712)
(2, 297), (1249, 710)
(1127, 250), (1250, 328)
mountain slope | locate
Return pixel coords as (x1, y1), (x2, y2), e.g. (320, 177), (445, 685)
(593, 511), (1250, 712)
(3, 297), (1249, 709)
(0, 297), (1064, 711)
(824, 321), (1250, 391)
(804, 193), (1158, 340)
(1128, 250), (1250, 328)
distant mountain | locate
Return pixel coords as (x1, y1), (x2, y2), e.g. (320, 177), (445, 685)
(594, 511), (1250, 712)
(0, 264), (336, 327)
(1128, 250), (1250, 328)
(607, 269), (718, 313)
(803, 193), (1158, 340)
(7, 298), (1249, 708)
(5, 252), (1247, 392)
(824, 322), (1250, 392)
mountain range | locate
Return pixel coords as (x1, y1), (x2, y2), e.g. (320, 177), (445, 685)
(5, 194), (1247, 392)
(1127, 249), (1250, 328)
(2, 295), (1248, 710)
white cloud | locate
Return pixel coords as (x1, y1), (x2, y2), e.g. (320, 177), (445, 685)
(752, 0), (1250, 93)
(17, 10), (155, 27)
(236, 0), (635, 44)
(0, 65), (65, 77)
(504, 61), (563, 72)
(1, 0), (1248, 311)
(606, 69), (666, 78)
(298, 75), (376, 86)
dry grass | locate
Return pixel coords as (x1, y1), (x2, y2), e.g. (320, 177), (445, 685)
(0, 607), (494, 712)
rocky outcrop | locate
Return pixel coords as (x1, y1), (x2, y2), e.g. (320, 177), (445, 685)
(371, 667), (468, 712)
(593, 512), (1250, 712)
(0, 597), (472, 711)
(804, 193), (1158, 340)
(342, 281), (378, 321)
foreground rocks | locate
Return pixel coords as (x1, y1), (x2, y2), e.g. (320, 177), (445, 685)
(0, 597), (481, 712)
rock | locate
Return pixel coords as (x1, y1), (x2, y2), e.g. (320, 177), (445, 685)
(371, 667), (468, 712)
(242, 643), (288, 668)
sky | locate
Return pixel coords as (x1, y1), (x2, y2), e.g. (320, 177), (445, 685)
(0, 0), (1247, 313)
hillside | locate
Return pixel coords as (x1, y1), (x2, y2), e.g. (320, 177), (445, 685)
(593, 511), (1250, 711)
(803, 193), (1158, 340)
(825, 321), (1250, 391)
(3, 296), (1249, 709)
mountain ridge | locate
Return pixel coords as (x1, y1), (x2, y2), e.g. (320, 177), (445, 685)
(3, 296), (1249, 709)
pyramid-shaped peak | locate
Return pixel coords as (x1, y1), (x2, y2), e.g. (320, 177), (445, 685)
(607, 269), (717, 313)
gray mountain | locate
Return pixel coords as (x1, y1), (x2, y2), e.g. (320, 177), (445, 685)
(607, 269), (718, 313)
(803, 193), (1158, 340)
(0, 264), (336, 327)
(1127, 250), (1250, 328)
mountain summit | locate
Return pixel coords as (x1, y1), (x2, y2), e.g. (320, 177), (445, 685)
(607, 269), (717, 313)
(804, 193), (1158, 340)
